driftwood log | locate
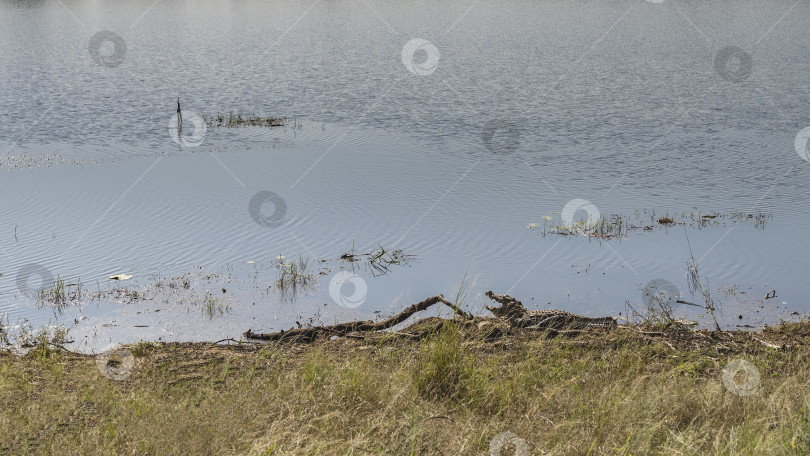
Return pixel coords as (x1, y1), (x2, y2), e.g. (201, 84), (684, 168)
(244, 294), (473, 343)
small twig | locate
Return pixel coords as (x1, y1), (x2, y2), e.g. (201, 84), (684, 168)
(212, 338), (239, 345)
(630, 327), (668, 336)
(46, 341), (74, 352)
(538, 414), (555, 426)
(383, 332), (420, 339)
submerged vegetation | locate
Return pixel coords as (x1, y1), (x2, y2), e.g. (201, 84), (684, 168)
(274, 255), (316, 294)
(340, 243), (412, 276)
(12, 247), (412, 324)
(200, 291), (229, 318)
(625, 237), (722, 330)
(25, 269), (234, 319)
(201, 113), (293, 129)
(529, 208), (772, 239)
(36, 275), (82, 314)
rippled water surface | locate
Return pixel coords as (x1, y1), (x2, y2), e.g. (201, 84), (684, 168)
(1, 0), (809, 351)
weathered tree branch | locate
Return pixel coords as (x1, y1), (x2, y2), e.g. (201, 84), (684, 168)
(244, 294), (472, 342)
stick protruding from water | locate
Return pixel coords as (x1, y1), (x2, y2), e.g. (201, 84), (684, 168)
(176, 98), (183, 132)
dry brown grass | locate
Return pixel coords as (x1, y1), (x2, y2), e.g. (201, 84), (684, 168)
(2, 318), (810, 455)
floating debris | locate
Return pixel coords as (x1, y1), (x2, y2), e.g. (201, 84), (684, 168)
(108, 274), (133, 281)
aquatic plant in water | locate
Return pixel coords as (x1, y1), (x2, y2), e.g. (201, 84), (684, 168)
(202, 113), (290, 129)
(37, 275), (83, 314)
(339, 243), (412, 277)
(274, 255), (316, 294)
(529, 208), (772, 240)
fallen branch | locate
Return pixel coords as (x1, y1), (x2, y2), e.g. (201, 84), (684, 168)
(244, 294), (471, 342)
(751, 336), (783, 350)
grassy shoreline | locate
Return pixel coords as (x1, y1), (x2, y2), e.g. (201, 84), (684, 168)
(2, 318), (810, 455)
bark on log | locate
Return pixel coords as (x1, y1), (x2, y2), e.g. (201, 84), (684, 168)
(244, 294), (472, 342)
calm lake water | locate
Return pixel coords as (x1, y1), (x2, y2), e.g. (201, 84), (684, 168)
(1, 0), (809, 352)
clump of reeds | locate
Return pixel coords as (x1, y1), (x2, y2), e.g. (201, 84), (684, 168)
(201, 291), (229, 318)
(686, 239), (721, 331)
(37, 275), (83, 313)
(729, 209), (772, 230)
(530, 208), (773, 239)
(202, 113), (287, 129)
(625, 235), (722, 330)
(274, 255), (316, 293)
(535, 214), (627, 239)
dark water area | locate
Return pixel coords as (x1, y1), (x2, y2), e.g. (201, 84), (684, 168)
(1, 0), (808, 352)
